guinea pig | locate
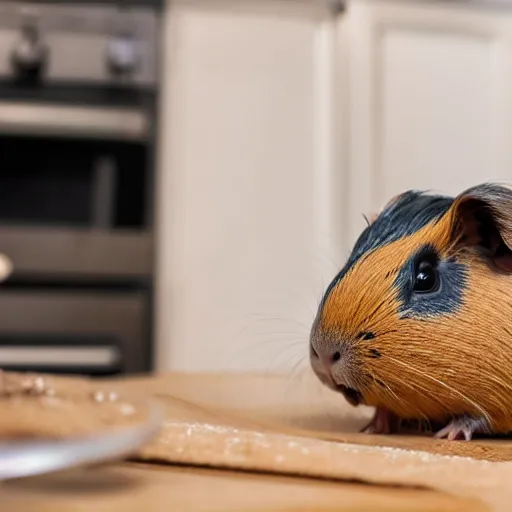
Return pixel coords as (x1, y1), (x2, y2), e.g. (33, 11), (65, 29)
(309, 182), (512, 441)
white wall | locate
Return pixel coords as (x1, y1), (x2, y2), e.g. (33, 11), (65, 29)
(155, 0), (345, 373)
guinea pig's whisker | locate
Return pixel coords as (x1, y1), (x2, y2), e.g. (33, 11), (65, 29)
(370, 373), (402, 403)
(406, 383), (443, 415)
(230, 336), (304, 356)
(273, 345), (309, 366)
(227, 335), (307, 370)
(372, 375), (419, 416)
(246, 314), (311, 331)
(408, 345), (512, 407)
(381, 382), (405, 407)
(381, 373), (433, 425)
(251, 332), (307, 342)
(279, 345), (306, 365)
(394, 386), (433, 427)
(221, 314), (307, 353)
(288, 356), (308, 380)
(236, 322), (307, 340)
(270, 342), (309, 370)
(386, 356), (492, 426)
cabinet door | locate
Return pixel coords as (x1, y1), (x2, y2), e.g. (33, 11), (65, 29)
(346, 0), (512, 246)
(155, 0), (342, 372)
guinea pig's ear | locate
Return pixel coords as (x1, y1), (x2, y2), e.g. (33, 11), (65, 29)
(449, 183), (512, 272)
(363, 192), (407, 226)
(362, 212), (378, 226)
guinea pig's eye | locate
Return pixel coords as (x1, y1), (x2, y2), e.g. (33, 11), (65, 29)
(413, 260), (439, 293)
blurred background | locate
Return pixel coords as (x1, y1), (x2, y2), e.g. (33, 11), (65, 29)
(0, 0), (507, 378)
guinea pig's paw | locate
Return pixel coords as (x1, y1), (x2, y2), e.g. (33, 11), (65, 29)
(360, 407), (401, 435)
(434, 416), (489, 441)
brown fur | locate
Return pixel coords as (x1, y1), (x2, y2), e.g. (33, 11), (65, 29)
(317, 184), (512, 434)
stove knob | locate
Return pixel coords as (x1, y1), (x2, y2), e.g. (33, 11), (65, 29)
(106, 33), (139, 78)
(0, 253), (13, 283)
(10, 8), (48, 83)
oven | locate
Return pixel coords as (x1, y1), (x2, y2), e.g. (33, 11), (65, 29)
(0, 1), (160, 376)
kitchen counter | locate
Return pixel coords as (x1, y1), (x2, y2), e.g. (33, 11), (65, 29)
(0, 461), (483, 512)
(0, 370), (507, 511)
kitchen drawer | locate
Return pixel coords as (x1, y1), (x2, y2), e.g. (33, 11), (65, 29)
(0, 289), (148, 375)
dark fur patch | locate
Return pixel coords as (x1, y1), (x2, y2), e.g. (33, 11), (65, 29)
(359, 331), (376, 340)
(321, 191), (454, 304)
(394, 244), (468, 318)
(369, 349), (381, 358)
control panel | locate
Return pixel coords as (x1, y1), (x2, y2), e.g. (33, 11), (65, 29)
(0, 2), (159, 87)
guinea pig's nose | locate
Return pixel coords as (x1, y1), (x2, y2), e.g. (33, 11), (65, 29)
(310, 343), (342, 370)
(310, 342), (362, 405)
(312, 345), (340, 367)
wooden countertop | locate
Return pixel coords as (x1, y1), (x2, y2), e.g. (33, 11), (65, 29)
(0, 371), (502, 511)
(0, 461), (484, 512)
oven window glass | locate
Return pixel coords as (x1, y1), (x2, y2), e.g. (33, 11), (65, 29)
(0, 134), (148, 229)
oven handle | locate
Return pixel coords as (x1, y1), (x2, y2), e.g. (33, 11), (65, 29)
(0, 102), (149, 141)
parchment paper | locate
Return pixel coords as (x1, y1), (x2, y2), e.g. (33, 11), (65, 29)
(113, 371), (512, 512)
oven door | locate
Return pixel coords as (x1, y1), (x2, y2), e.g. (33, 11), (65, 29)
(0, 289), (148, 375)
(0, 94), (153, 279)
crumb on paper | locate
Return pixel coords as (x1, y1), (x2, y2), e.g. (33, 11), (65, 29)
(119, 403), (136, 416)
(158, 421), (490, 468)
(93, 391), (106, 403)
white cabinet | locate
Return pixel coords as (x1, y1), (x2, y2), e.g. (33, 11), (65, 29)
(155, 0), (344, 372)
(345, 0), (512, 246)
